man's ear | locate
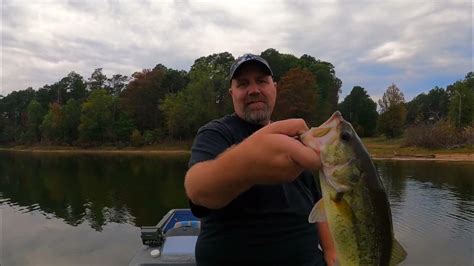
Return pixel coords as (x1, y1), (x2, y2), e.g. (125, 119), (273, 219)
(228, 88), (233, 96)
(274, 82), (278, 90)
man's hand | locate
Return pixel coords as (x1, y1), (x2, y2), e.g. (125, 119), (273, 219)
(231, 118), (321, 185)
(185, 118), (321, 209)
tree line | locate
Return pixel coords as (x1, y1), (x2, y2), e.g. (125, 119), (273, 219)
(0, 48), (472, 148)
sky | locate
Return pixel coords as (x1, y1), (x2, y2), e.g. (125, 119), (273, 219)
(1, 0), (472, 102)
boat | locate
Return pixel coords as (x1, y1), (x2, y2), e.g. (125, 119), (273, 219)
(129, 209), (200, 266)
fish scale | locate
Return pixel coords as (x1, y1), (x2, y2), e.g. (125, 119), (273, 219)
(302, 111), (406, 266)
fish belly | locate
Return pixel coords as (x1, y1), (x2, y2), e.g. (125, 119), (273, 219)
(320, 172), (379, 266)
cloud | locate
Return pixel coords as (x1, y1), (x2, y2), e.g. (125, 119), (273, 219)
(1, 0), (472, 101)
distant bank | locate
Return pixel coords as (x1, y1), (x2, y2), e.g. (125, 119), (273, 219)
(1, 138), (472, 162)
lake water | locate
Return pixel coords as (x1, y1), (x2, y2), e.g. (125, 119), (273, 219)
(0, 151), (472, 265)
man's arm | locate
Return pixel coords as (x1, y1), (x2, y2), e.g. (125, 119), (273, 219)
(185, 119), (321, 209)
(317, 221), (337, 266)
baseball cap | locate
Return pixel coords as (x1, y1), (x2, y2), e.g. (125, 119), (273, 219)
(229, 53), (273, 80)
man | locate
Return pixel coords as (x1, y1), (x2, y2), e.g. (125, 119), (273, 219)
(185, 54), (336, 266)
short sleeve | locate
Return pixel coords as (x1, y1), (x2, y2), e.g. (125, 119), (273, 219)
(187, 122), (234, 217)
(188, 123), (233, 168)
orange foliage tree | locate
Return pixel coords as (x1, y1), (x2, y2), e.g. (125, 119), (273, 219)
(272, 68), (319, 126)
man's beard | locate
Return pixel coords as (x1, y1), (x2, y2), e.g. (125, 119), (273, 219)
(243, 104), (271, 125)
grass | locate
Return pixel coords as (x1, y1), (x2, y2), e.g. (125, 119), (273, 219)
(1, 138), (472, 161)
(362, 136), (473, 158)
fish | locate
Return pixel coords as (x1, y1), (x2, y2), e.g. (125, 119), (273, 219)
(300, 111), (407, 266)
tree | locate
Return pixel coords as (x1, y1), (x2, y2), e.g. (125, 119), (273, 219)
(377, 84), (407, 138)
(189, 52), (234, 115)
(1, 88), (36, 129)
(87, 68), (108, 91)
(272, 68), (319, 126)
(260, 49), (342, 123)
(112, 111), (135, 142)
(61, 99), (82, 143)
(406, 87), (449, 125)
(447, 72), (474, 128)
(260, 48), (299, 82)
(64, 72), (87, 101)
(106, 74), (129, 96)
(40, 102), (63, 142)
(378, 83), (405, 113)
(79, 89), (115, 143)
(338, 86), (378, 137)
(121, 67), (167, 131)
(23, 99), (46, 143)
(297, 54), (342, 123)
(161, 53), (234, 139)
(40, 99), (82, 143)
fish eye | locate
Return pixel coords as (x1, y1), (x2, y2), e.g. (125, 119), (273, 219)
(340, 131), (352, 141)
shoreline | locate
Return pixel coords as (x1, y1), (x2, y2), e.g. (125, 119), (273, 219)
(1, 147), (472, 162)
(372, 154), (473, 162)
(0, 147), (190, 156)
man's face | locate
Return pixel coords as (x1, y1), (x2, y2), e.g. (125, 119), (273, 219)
(229, 62), (277, 125)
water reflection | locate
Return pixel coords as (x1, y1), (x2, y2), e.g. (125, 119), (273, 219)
(0, 152), (473, 265)
(0, 152), (189, 230)
(375, 160), (474, 265)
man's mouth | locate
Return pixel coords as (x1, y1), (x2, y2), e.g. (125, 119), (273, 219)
(246, 101), (266, 110)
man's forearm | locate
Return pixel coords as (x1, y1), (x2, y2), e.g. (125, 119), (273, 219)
(185, 119), (321, 210)
(317, 221), (337, 266)
(184, 146), (253, 209)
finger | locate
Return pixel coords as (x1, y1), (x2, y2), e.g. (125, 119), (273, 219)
(285, 138), (322, 170)
(260, 119), (310, 136)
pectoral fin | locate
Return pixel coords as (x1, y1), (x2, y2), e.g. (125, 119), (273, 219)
(308, 199), (326, 223)
(389, 238), (407, 265)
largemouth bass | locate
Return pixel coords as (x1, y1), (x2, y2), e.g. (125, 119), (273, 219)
(300, 111), (407, 266)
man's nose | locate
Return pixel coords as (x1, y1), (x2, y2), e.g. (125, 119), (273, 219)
(247, 82), (261, 95)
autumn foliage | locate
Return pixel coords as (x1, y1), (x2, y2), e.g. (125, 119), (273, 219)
(272, 68), (319, 126)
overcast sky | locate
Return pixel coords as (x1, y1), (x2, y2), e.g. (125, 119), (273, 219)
(1, 0), (472, 101)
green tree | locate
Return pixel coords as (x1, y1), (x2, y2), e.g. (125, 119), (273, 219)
(406, 87), (449, 125)
(189, 52), (234, 115)
(161, 90), (193, 139)
(338, 86), (378, 137)
(40, 102), (63, 142)
(1, 88), (36, 132)
(61, 99), (82, 143)
(272, 68), (319, 126)
(79, 89), (115, 143)
(447, 72), (474, 128)
(64, 72), (87, 101)
(297, 54), (342, 123)
(112, 111), (135, 142)
(87, 68), (108, 91)
(377, 84), (407, 138)
(23, 100), (46, 143)
(260, 48), (299, 82)
(161, 53), (234, 139)
(106, 74), (129, 96)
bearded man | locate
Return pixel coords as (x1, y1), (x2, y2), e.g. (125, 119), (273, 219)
(185, 54), (336, 266)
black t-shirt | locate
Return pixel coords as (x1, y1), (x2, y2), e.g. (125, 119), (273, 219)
(188, 114), (325, 266)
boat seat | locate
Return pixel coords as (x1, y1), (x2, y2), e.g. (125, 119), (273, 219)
(165, 226), (200, 237)
(174, 221), (201, 229)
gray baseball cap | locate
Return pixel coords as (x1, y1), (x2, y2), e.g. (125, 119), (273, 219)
(229, 53), (273, 79)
